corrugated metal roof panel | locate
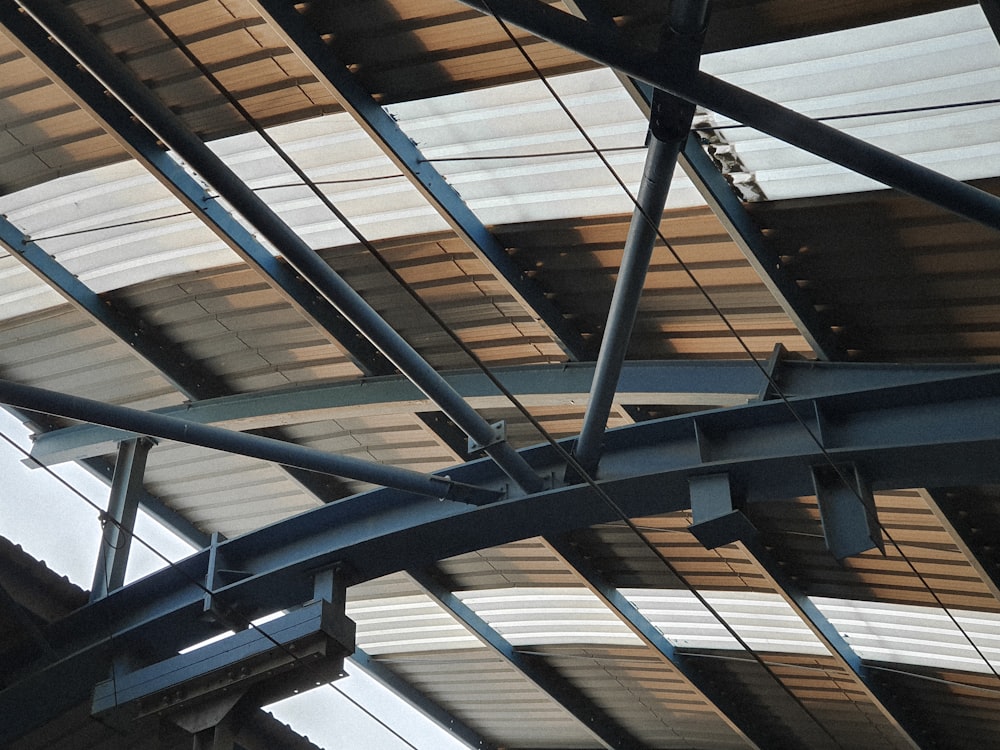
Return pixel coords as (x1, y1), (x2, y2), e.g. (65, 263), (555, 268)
(0, 161), (241, 295)
(115, 265), (364, 391)
(539, 644), (752, 749)
(0, 307), (182, 410)
(386, 68), (708, 226)
(700, 5), (1000, 200)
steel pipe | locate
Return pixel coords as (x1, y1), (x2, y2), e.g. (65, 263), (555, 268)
(0, 378), (498, 504)
(12, 0), (543, 494)
(574, 0), (708, 475)
(458, 0), (1000, 233)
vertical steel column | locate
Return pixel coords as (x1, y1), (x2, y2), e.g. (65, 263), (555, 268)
(90, 438), (153, 600)
(573, 0), (708, 476)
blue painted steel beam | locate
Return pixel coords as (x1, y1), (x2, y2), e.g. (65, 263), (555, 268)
(10, 0), (544, 493)
(408, 567), (645, 750)
(737, 533), (926, 749)
(0, 0), (391, 378)
(456, 0), (1000, 233)
(679, 134), (844, 360)
(349, 649), (498, 750)
(548, 536), (834, 750)
(31, 360), (999, 466)
(0, 378), (499, 505)
(248, 0), (591, 363)
(4, 371), (1000, 741)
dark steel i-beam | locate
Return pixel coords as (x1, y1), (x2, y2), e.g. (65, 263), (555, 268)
(574, 0), (706, 475)
(0, 378), (497, 505)
(458, 0), (1000, 233)
(11, 0), (543, 493)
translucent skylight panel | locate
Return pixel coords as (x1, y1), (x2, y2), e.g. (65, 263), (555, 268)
(348, 594), (481, 655)
(623, 589), (826, 655)
(699, 5), (1000, 200)
(386, 68), (708, 225)
(0, 160), (241, 292)
(812, 597), (1000, 674)
(0, 253), (65, 322)
(456, 587), (641, 646)
(206, 113), (448, 249)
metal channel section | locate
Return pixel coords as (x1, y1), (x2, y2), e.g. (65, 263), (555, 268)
(9, 0), (543, 494)
(2, 372), (1000, 740)
(737, 534), (925, 749)
(247, 0), (591, 363)
(0, 0), (392, 379)
(407, 567), (646, 750)
(573, 0), (707, 476)
(457, 0), (1000, 234)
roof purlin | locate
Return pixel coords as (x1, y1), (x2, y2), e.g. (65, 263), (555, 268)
(407, 565), (647, 750)
(560, 0), (844, 363)
(549, 534), (825, 749)
(249, 0), (593, 362)
(0, 0), (393, 379)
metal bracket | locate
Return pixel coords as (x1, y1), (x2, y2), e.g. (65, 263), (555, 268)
(202, 532), (252, 629)
(467, 420), (506, 453)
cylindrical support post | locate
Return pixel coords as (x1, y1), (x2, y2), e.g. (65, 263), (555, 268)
(573, 0), (708, 476)
(91, 438), (153, 600)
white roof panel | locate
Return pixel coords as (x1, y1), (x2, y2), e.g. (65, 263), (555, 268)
(700, 5), (1000, 200)
(387, 68), (708, 224)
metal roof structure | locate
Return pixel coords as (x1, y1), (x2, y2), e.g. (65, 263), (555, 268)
(2, 0), (1000, 748)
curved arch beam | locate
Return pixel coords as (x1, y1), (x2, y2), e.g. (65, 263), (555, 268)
(29, 360), (998, 465)
(4, 371), (1000, 742)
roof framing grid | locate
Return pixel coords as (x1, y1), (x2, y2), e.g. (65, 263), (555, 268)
(4, 370), (1000, 741)
(0, 0), (392, 379)
(0, 191), (362, 506)
(561, 0), (844, 362)
(736, 534), (925, 749)
(4, 0), (546, 493)
(407, 566), (647, 750)
(247, 0), (592, 362)
(457, 0), (1000, 233)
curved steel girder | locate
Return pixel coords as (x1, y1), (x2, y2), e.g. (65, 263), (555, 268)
(15, 370), (1000, 657)
(4, 371), (1000, 744)
(29, 360), (999, 465)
